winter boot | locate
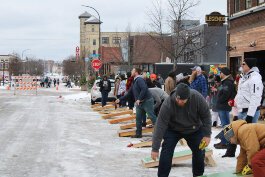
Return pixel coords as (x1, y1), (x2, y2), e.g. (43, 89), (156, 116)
(222, 144), (237, 158)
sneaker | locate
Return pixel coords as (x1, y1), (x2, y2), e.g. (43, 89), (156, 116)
(131, 135), (142, 138)
(214, 143), (227, 149)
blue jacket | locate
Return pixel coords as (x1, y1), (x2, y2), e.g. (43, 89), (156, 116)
(120, 76), (152, 102)
(190, 74), (208, 98)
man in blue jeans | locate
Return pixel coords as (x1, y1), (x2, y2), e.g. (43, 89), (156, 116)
(214, 67), (236, 149)
(151, 83), (212, 177)
(116, 68), (157, 138)
(99, 75), (111, 107)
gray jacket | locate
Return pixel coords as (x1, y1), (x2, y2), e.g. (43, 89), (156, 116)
(152, 89), (212, 152)
(149, 88), (168, 109)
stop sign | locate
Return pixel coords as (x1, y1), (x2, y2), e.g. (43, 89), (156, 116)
(91, 59), (102, 71)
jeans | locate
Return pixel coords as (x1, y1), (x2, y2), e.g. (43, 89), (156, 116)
(117, 95), (126, 107)
(101, 91), (109, 106)
(127, 95), (135, 110)
(135, 98), (157, 136)
(238, 110), (260, 123)
(218, 110), (230, 145)
(158, 129), (205, 177)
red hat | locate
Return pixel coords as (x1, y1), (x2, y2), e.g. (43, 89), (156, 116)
(150, 74), (157, 79)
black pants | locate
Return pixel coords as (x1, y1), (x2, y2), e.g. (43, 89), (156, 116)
(158, 129), (205, 177)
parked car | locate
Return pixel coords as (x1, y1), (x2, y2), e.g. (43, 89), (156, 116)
(90, 79), (116, 105)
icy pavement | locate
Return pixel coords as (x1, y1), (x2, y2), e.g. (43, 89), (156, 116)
(0, 88), (239, 177)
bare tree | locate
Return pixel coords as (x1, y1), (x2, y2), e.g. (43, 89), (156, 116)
(147, 0), (213, 69)
(62, 55), (84, 79)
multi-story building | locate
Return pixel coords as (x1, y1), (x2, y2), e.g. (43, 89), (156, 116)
(0, 55), (12, 83)
(177, 24), (227, 65)
(227, 1), (265, 78)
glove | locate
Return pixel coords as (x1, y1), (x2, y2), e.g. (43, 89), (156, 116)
(199, 140), (207, 150)
(245, 115), (253, 123)
(242, 165), (252, 175)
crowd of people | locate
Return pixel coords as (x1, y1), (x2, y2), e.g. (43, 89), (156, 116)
(97, 58), (265, 177)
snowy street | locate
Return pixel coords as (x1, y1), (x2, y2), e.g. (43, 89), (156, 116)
(0, 86), (239, 177)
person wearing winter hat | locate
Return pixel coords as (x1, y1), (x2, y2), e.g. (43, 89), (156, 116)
(190, 66), (208, 98)
(214, 67), (236, 150)
(151, 83), (212, 177)
(224, 120), (265, 176)
(149, 73), (162, 88)
(235, 58), (263, 123)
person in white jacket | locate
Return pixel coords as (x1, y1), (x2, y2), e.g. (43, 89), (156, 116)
(235, 58), (264, 123)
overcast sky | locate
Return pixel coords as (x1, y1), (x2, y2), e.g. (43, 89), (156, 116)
(0, 0), (226, 61)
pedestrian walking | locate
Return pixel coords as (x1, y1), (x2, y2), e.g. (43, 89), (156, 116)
(116, 68), (157, 138)
(53, 78), (56, 87)
(151, 83), (212, 177)
(99, 75), (111, 107)
(235, 58), (263, 123)
(223, 120), (265, 176)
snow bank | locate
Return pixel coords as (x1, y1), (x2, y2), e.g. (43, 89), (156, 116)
(63, 92), (91, 100)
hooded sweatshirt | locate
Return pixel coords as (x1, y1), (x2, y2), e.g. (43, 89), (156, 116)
(230, 120), (265, 173)
(152, 89), (212, 152)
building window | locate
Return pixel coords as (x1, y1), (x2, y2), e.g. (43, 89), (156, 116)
(102, 37), (109, 44)
(246, 0), (252, 9)
(93, 39), (96, 45)
(259, 0), (265, 4)
(93, 50), (96, 54)
(112, 37), (121, 44)
(235, 0), (240, 13)
(92, 25), (95, 32)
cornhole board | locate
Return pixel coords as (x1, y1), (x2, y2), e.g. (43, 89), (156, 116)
(93, 105), (115, 111)
(132, 138), (187, 148)
(102, 110), (133, 119)
(99, 107), (127, 114)
(120, 120), (152, 130)
(141, 148), (215, 168)
(200, 171), (253, 177)
(108, 115), (136, 124)
(118, 127), (154, 137)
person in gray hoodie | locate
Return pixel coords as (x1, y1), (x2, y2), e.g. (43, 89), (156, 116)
(151, 83), (212, 177)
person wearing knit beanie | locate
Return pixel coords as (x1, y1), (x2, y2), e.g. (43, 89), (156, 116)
(244, 58), (257, 69)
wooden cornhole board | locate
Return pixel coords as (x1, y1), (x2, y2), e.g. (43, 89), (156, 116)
(99, 107), (127, 114)
(200, 171), (253, 177)
(102, 110), (133, 119)
(93, 105), (115, 111)
(118, 127), (154, 137)
(108, 115), (136, 124)
(120, 120), (152, 130)
(141, 148), (216, 168)
(132, 138), (187, 148)
(91, 102), (112, 108)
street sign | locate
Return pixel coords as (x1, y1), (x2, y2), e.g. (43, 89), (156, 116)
(205, 12), (225, 26)
(89, 54), (100, 58)
(91, 59), (102, 71)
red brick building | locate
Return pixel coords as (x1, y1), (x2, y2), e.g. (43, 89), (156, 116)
(228, 0), (265, 79)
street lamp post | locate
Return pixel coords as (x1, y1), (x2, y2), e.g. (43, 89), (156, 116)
(82, 5), (101, 59)
(21, 49), (30, 74)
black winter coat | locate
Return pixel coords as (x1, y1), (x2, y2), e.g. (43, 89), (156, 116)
(216, 76), (236, 111)
(99, 79), (111, 92)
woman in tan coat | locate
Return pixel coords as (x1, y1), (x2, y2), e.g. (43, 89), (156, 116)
(164, 71), (176, 95)
(224, 120), (265, 176)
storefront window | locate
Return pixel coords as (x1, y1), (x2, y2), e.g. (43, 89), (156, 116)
(259, 0), (265, 4)
(235, 0), (240, 13)
(246, 0), (252, 9)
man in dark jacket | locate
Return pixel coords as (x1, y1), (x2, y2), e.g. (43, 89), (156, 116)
(116, 68), (157, 138)
(151, 83), (212, 177)
(99, 75), (111, 107)
(214, 67), (236, 149)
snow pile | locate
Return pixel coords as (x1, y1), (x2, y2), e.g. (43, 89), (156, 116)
(63, 92), (91, 100)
